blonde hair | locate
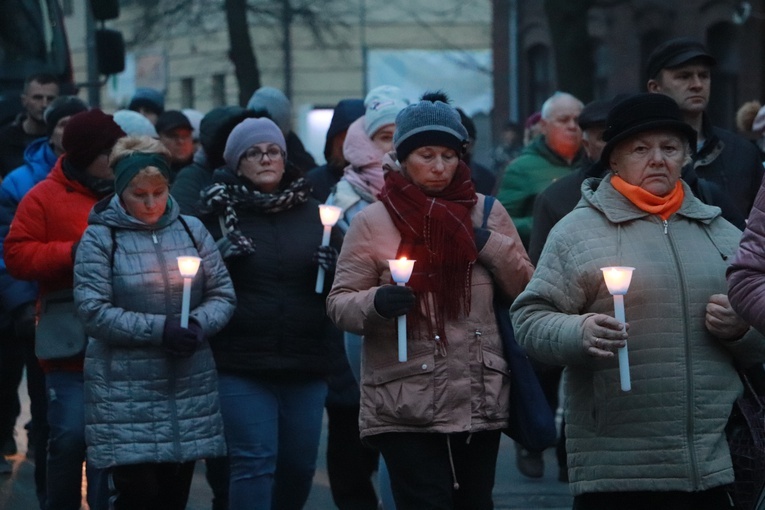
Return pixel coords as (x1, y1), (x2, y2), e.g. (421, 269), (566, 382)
(736, 100), (761, 134)
(110, 135), (170, 170)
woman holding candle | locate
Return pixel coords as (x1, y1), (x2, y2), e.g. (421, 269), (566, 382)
(511, 93), (765, 509)
(327, 92), (534, 509)
(72, 135), (236, 509)
(196, 117), (342, 510)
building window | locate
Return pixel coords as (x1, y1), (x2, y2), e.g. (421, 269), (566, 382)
(212, 74), (226, 107)
(181, 78), (194, 109)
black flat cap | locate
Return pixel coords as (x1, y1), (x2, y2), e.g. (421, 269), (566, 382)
(646, 37), (716, 80)
(155, 110), (193, 135)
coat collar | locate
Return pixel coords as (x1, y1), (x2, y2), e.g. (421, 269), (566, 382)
(580, 173), (722, 225)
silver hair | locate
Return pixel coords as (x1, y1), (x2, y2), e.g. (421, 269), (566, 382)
(541, 92), (584, 120)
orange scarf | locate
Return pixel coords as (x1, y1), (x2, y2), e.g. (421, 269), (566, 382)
(610, 175), (684, 220)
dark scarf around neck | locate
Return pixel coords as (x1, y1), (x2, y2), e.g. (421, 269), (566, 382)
(199, 170), (312, 256)
(62, 158), (114, 197)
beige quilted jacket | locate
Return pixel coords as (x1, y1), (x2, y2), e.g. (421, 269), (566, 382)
(327, 194), (534, 438)
(512, 175), (765, 495)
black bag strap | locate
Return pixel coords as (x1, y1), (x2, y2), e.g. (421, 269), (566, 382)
(482, 195), (495, 229)
(177, 215), (201, 252)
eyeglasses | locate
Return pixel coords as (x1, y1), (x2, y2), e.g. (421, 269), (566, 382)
(243, 146), (283, 162)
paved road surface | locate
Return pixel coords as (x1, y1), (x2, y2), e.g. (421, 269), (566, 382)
(1, 376), (573, 509)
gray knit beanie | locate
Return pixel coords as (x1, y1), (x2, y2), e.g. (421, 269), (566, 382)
(44, 96), (88, 136)
(364, 85), (409, 138)
(246, 86), (292, 134)
(113, 109), (158, 138)
(393, 93), (468, 161)
(223, 117), (287, 170)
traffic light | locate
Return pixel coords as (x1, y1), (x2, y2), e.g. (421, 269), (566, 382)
(90, 0), (119, 21)
(95, 29), (125, 75)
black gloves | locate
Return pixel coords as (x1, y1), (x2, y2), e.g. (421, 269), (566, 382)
(313, 245), (338, 272)
(216, 231), (257, 260)
(473, 227), (491, 252)
(162, 317), (205, 358)
(12, 302), (36, 340)
(374, 285), (416, 319)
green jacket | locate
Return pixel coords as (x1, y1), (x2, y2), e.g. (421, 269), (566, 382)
(496, 136), (581, 246)
(512, 175), (765, 495)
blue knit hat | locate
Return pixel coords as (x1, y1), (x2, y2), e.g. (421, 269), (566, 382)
(128, 88), (165, 116)
(246, 87), (292, 134)
(393, 92), (468, 161)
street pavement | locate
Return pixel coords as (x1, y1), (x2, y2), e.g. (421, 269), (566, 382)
(1, 378), (573, 510)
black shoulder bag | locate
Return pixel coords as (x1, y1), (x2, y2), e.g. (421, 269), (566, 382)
(482, 196), (557, 452)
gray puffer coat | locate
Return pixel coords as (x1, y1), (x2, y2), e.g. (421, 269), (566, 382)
(512, 175), (765, 496)
(73, 194), (236, 469)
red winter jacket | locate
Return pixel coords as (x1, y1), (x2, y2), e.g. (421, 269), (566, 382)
(5, 157), (103, 372)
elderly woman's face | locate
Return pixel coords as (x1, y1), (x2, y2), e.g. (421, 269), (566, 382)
(238, 142), (285, 193)
(402, 146), (459, 194)
(121, 170), (169, 225)
(610, 131), (687, 197)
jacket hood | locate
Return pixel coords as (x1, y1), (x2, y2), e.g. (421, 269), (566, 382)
(324, 99), (365, 161)
(87, 192), (180, 230)
(22, 137), (57, 170)
(579, 173), (722, 225)
(342, 117), (385, 171)
(200, 106), (252, 168)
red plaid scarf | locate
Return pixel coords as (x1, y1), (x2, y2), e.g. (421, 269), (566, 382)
(379, 161), (478, 344)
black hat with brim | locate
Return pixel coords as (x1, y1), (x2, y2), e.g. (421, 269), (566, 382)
(600, 93), (697, 167)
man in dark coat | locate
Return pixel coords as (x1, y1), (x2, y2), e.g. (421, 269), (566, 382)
(646, 37), (763, 218)
(0, 73), (59, 176)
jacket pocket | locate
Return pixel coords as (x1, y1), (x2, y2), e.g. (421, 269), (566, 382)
(370, 351), (435, 425)
(480, 348), (511, 420)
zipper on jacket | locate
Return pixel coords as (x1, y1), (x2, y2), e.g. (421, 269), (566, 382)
(151, 231), (158, 244)
(662, 219), (668, 235)
(665, 221), (700, 488)
(475, 330), (483, 363)
(435, 335), (447, 357)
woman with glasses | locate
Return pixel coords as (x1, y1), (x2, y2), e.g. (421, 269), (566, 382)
(197, 117), (342, 510)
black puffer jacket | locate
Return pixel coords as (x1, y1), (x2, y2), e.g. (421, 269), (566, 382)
(205, 173), (342, 378)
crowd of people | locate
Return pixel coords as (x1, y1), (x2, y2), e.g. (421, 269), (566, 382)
(1, 34), (765, 510)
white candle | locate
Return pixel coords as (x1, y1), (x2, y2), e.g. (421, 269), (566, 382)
(388, 258), (416, 362)
(177, 256), (202, 328)
(315, 205), (342, 294)
(600, 266), (635, 392)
